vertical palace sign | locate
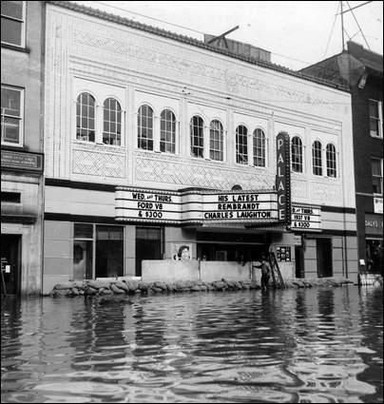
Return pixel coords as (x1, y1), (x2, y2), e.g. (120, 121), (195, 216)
(276, 132), (291, 225)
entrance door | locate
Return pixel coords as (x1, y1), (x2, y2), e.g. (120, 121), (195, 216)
(316, 238), (333, 277)
(295, 246), (304, 278)
(136, 227), (163, 276)
(1, 234), (21, 295)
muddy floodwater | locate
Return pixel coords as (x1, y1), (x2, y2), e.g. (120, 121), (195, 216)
(1, 285), (383, 403)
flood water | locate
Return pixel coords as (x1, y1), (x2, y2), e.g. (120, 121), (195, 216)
(1, 285), (383, 403)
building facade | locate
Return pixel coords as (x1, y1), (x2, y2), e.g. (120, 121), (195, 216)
(1, 1), (45, 295)
(301, 41), (383, 278)
(42, 1), (358, 294)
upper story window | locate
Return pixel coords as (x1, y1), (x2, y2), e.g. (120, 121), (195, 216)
(209, 120), (224, 161)
(369, 99), (383, 138)
(190, 115), (204, 158)
(253, 128), (266, 167)
(160, 109), (176, 153)
(1, 1), (25, 47)
(103, 98), (121, 146)
(76, 92), (95, 142)
(137, 104), (153, 151)
(312, 140), (322, 176)
(372, 158), (383, 195)
(291, 136), (303, 173)
(1, 85), (23, 146)
(326, 143), (337, 178)
(236, 125), (248, 164)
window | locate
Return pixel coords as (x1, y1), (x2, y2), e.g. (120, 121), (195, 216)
(160, 109), (176, 153)
(372, 158), (383, 195)
(76, 92), (95, 142)
(137, 104), (153, 150)
(326, 143), (337, 177)
(190, 115), (204, 158)
(369, 99), (382, 138)
(312, 141), (322, 176)
(73, 223), (124, 280)
(1, 86), (23, 146)
(1, 191), (20, 203)
(291, 136), (303, 173)
(103, 98), (121, 145)
(209, 120), (224, 161)
(236, 125), (248, 164)
(1, 1), (25, 47)
(253, 128), (266, 167)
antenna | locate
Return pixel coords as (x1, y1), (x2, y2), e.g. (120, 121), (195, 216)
(340, 1), (346, 51)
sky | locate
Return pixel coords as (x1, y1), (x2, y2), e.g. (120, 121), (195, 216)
(71, 1), (383, 70)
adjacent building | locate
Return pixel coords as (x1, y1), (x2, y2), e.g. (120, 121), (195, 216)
(1, 1), (45, 295)
(40, 1), (359, 294)
(301, 41), (383, 278)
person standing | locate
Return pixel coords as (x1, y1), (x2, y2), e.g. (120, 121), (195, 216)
(260, 254), (271, 291)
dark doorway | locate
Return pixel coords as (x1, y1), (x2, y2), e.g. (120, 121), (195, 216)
(1, 234), (21, 296)
(295, 246), (305, 278)
(316, 238), (333, 277)
(135, 227), (163, 276)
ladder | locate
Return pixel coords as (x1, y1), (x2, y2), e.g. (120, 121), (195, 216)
(268, 251), (285, 288)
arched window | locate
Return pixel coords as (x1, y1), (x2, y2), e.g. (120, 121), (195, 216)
(137, 104), (153, 150)
(76, 92), (95, 142)
(103, 98), (121, 145)
(190, 115), (204, 158)
(160, 109), (176, 153)
(253, 128), (266, 167)
(210, 120), (224, 161)
(312, 141), (322, 176)
(291, 136), (303, 173)
(236, 125), (248, 164)
(326, 143), (337, 177)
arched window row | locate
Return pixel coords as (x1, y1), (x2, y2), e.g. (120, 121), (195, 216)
(76, 92), (122, 146)
(290, 136), (338, 178)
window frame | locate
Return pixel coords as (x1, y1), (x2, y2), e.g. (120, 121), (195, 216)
(209, 119), (224, 161)
(137, 104), (154, 151)
(102, 97), (122, 146)
(76, 91), (96, 143)
(371, 157), (383, 195)
(236, 124), (248, 165)
(253, 128), (266, 167)
(1, 85), (24, 147)
(190, 115), (204, 158)
(160, 108), (176, 154)
(1, 1), (26, 48)
(369, 99), (383, 139)
(326, 143), (337, 178)
(291, 136), (303, 173)
(312, 140), (323, 176)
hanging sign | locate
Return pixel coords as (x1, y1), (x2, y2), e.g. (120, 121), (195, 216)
(291, 204), (322, 231)
(276, 132), (291, 225)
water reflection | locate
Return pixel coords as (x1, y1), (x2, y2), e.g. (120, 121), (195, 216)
(1, 286), (383, 403)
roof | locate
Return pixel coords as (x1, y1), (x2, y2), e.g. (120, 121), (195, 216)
(48, 1), (349, 92)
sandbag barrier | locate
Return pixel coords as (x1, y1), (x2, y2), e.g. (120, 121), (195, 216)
(49, 277), (356, 298)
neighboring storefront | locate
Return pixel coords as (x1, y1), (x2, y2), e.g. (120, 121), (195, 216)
(42, 2), (358, 294)
(1, 1), (45, 296)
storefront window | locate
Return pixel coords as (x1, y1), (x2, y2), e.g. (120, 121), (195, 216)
(73, 223), (93, 280)
(366, 239), (383, 274)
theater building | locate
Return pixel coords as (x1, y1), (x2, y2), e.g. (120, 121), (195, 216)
(1, 1), (45, 296)
(42, 1), (358, 294)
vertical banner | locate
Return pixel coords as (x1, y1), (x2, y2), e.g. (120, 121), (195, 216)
(276, 132), (291, 225)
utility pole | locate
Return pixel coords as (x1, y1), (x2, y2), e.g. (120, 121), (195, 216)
(340, 1), (346, 51)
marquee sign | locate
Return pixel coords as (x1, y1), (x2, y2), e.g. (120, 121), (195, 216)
(115, 187), (279, 225)
(291, 204), (321, 231)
